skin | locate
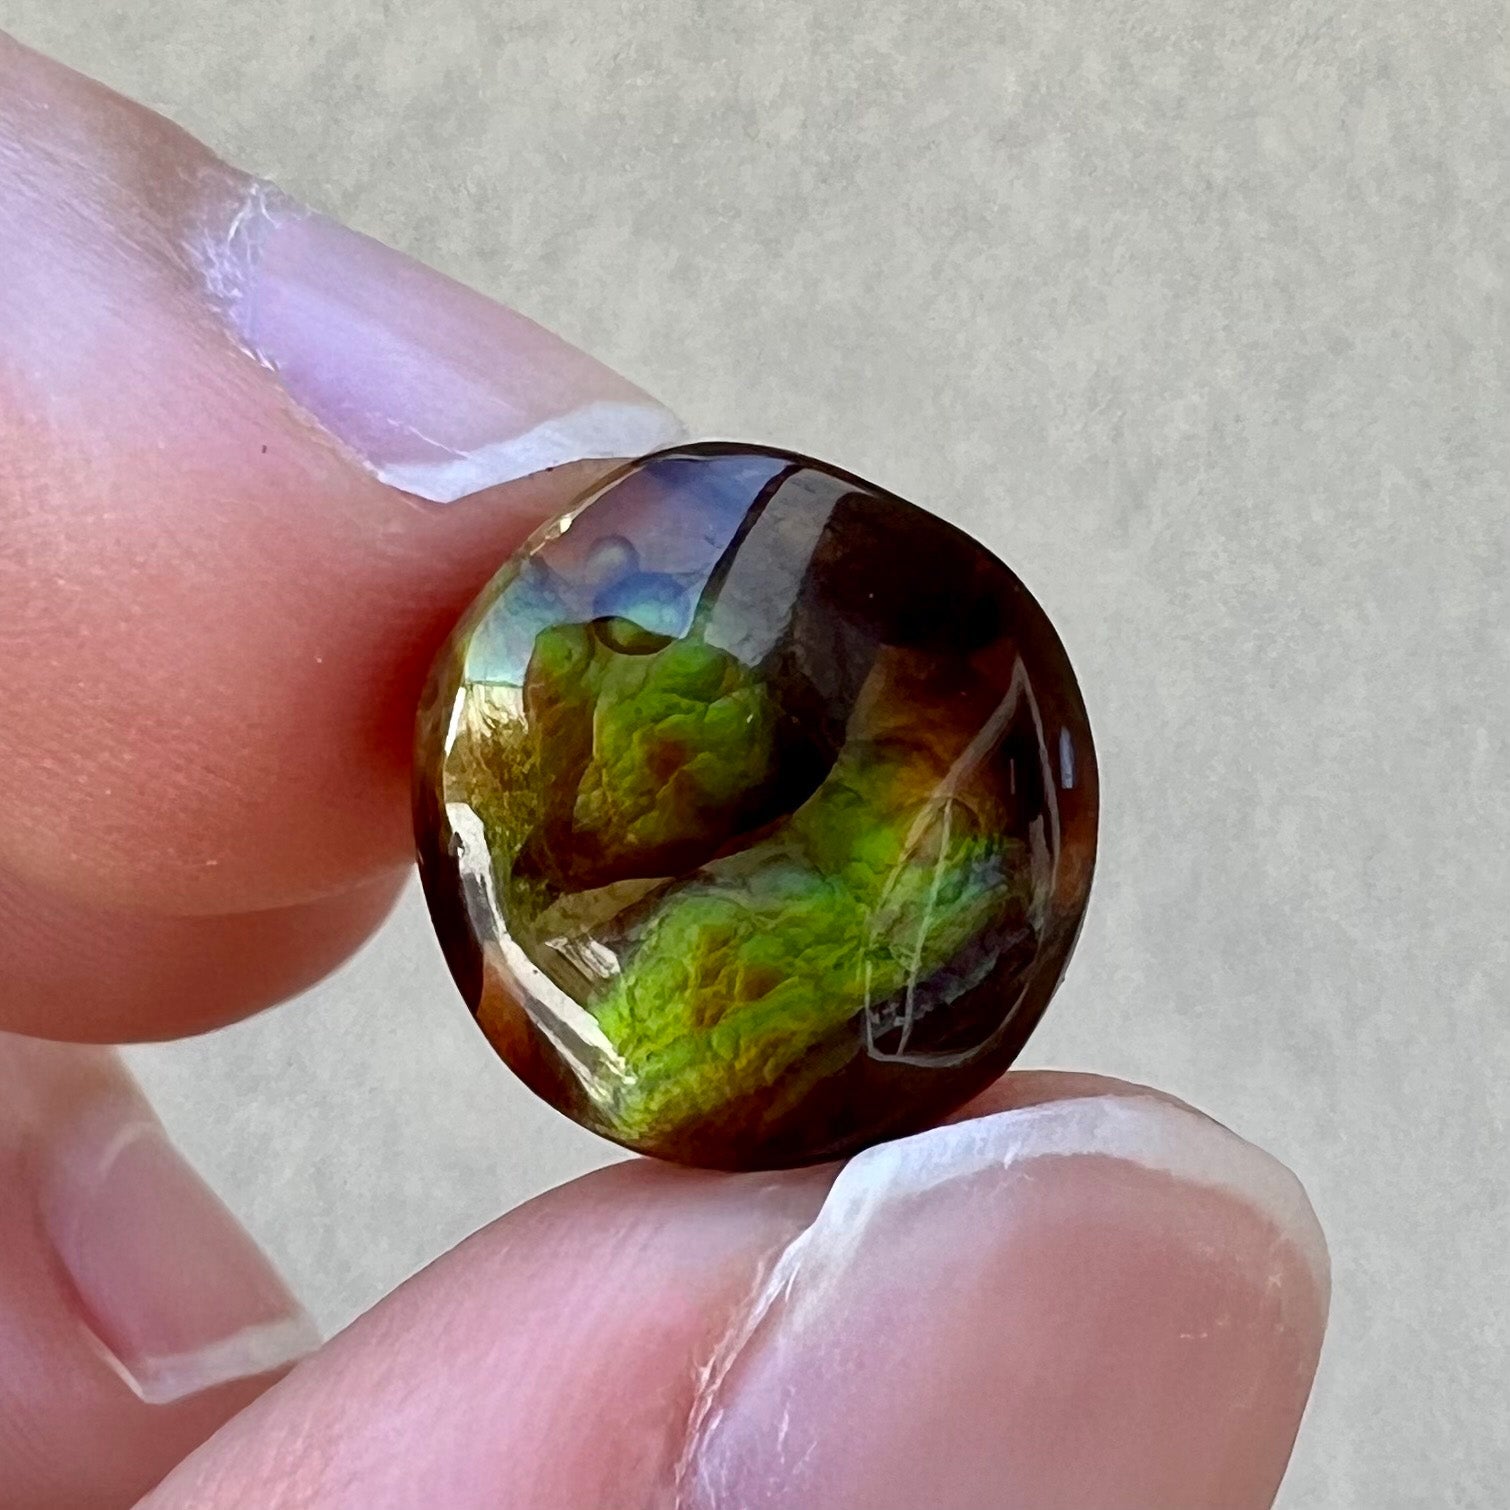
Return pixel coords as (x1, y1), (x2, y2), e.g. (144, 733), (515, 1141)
(0, 31), (1329, 1509)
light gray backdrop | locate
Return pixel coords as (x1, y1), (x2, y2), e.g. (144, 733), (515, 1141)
(5, 4), (1506, 1506)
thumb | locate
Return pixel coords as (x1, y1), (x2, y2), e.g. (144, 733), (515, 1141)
(0, 29), (682, 921)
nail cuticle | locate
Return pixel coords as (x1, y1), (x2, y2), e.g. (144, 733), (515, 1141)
(190, 175), (685, 505)
(38, 1103), (319, 1405)
(677, 1095), (1329, 1508)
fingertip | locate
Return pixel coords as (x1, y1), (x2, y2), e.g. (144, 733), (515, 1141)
(0, 866), (407, 1042)
(143, 1159), (834, 1508)
(39, 1108), (320, 1405)
(0, 1037), (312, 1505)
(687, 1094), (1328, 1510)
(1, 38), (677, 916)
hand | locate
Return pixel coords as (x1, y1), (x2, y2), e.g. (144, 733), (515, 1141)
(0, 33), (1328, 1508)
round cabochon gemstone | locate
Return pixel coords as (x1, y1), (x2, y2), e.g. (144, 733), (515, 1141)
(414, 444), (1098, 1170)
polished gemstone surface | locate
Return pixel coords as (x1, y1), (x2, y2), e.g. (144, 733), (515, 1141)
(415, 444), (1098, 1169)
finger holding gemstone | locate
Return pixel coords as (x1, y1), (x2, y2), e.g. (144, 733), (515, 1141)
(414, 444), (1098, 1171)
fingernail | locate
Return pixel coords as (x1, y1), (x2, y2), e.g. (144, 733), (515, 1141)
(38, 1102), (320, 1405)
(196, 179), (685, 504)
(683, 1096), (1330, 1510)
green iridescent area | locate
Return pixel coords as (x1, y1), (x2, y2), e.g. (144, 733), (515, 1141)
(447, 635), (1023, 1144)
(416, 445), (1097, 1170)
(590, 752), (1021, 1141)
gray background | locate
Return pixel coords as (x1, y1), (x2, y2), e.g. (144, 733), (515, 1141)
(6, 3), (1506, 1505)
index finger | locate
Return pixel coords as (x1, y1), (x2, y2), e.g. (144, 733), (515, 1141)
(141, 1077), (1329, 1509)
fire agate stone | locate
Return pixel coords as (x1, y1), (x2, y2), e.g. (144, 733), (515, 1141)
(415, 444), (1097, 1170)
